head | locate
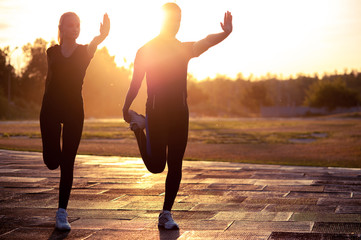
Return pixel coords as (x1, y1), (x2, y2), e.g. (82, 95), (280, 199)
(58, 12), (80, 45)
(160, 3), (181, 37)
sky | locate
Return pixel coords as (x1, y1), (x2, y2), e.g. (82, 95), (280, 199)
(1, 0), (361, 80)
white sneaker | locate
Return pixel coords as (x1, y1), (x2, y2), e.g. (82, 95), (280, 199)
(128, 110), (146, 130)
(55, 208), (71, 231)
(158, 210), (179, 230)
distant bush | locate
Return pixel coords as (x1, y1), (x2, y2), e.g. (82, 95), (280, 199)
(0, 90), (39, 120)
(304, 79), (360, 111)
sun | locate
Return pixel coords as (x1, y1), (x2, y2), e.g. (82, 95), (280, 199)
(75, 1), (165, 67)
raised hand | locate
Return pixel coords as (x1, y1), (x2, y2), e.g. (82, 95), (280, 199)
(220, 11), (232, 34)
(100, 13), (110, 39)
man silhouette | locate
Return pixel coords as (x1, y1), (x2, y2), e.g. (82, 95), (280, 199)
(123, 3), (232, 230)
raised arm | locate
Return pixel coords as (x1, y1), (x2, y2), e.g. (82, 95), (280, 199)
(122, 52), (146, 123)
(88, 13), (110, 57)
(193, 11), (233, 57)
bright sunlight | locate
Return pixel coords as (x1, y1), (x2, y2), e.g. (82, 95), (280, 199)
(1, 0), (361, 80)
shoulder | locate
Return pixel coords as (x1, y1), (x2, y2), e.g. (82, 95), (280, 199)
(136, 39), (153, 58)
(78, 44), (88, 50)
(46, 44), (60, 55)
(139, 37), (157, 52)
(181, 41), (197, 58)
(78, 44), (89, 54)
(76, 44), (93, 59)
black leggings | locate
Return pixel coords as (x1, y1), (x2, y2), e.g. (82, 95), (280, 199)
(134, 105), (189, 211)
(40, 104), (84, 210)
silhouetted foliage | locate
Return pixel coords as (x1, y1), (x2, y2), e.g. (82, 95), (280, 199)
(83, 47), (136, 118)
(20, 38), (49, 105)
(1, 37), (361, 119)
(187, 76), (209, 107)
(242, 81), (273, 112)
(0, 47), (18, 100)
(304, 78), (361, 110)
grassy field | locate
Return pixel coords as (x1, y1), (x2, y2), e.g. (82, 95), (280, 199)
(0, 113), (361, 168)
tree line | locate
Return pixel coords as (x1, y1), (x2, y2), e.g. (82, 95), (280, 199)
(1, 38), (360, 119)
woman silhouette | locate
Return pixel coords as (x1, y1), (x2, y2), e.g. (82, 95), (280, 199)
(40, 12), (110, 230)
(123, 3), (232, 230)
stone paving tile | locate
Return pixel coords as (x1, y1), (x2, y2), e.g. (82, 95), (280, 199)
(171, 210), (217, 220)
(324, 184), (361, 192)
(180, 194), (246, 204)
(87, 229), (183, 240)
(193, 203), (266, 212)
(1, 149), (361, 239)
(177, 189), (226, 196)
(0, 176), (46, 182)
(120, 201), (196, 211)
(290, 212), (361, 222)
(228, 221), (314, 232)
(208, 183), (265, 191)
(67, 200), (129, 210)
(286, 191), (352, 198)
(336, 205), (361, 214)
(269, 232), (361, 239)
(212, 211), (293, 221)
(254, 179), (315, 186)
(1, 187), (54, 194)
(226, 190), (288, 198)
(70, 218), (155, 230)
(242, 197), (319, 205)
(263, 185), (325, 192)
(0, 228), (96, 240)
(312, 222), (361, 234)
(264, 204), (337, 213)
(99, 188), (164, 196)
(198, 178), (257, 184)
(177, 231), (221, 240)
(317, 198), (361, 206)
(352, 192), (361, 199)
(178, 230), (271, 240)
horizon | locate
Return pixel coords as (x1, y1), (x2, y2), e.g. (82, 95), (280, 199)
(1, 0), (361, 80)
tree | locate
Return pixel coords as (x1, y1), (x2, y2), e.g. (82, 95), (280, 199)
(20, 38), (49, 105)
(82, 47), (135, 118)
(187, 75), (208, 107)
(242, 81), (273, 113)
(0, 47), (17, 102)
(304, 79), (360, 111)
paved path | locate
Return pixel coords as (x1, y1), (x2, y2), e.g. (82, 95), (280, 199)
(0, 149), (361, 239)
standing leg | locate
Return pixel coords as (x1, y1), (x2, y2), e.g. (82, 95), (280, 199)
(158, 107), (188, 230)
(58, 114), (83, 210)
(163, 109), (188, 211)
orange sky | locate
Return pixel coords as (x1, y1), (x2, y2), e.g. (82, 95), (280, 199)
(1, 0), (361, 80)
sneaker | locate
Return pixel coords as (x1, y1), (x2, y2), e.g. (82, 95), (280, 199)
(158, 210), (179, 230)
(55, 208), (71, 231)
(128, 110), (146, 131)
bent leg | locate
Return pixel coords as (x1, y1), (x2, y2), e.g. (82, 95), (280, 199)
(134, 114), (167, 173)
(40, 110), (62, 170)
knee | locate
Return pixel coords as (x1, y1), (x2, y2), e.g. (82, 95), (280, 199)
(43, 158), (60, 170)
(43, 151), (61, 170)
(147, 165), (165, 174)
(146, 160), (166, 173)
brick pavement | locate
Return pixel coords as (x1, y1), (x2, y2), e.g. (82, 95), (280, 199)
(0, 149), (360, 239)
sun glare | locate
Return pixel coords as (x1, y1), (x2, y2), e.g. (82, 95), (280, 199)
(78, 1), (164, 67)
(1, 0), (360, 80)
